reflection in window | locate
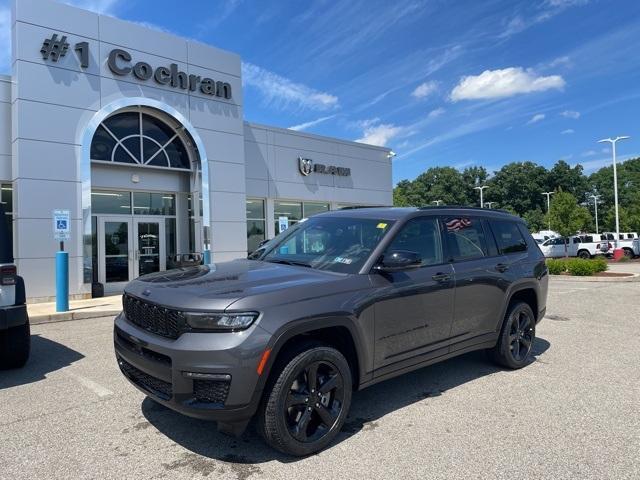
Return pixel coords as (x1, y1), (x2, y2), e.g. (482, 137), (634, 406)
(133, 193), (176, 216)
(444, 217), (488, 260)
(92, 190), (131, 215)
(91, 110), (191, 170)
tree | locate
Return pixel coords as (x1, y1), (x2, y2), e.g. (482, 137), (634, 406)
(487, 162), (549, 216)
(392, 167), (471, 206)
(546, 191), (592, 256)
(548, 160), (588, 201)
(522, 208), (546, 232)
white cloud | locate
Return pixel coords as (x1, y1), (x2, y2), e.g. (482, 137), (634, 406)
(527, 113), (545, 124)
(561, 110), (581, 119)
(63, 0), (121, 14)
(289, 115), (337, 132)
(427, 107), (445, 119)
(355, 120), (404, 147)
(411, 80), (438, 99)
(450, 67), (565, 101)
(561, 128), (575, 134)
(242, 62), (338, 111)
(581, 150), (597, 157)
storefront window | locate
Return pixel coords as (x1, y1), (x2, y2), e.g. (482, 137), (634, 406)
(1, 183), (13, 238)
(246, 199), (266, 253)
(303, 202), (329, 217)
(274, 201), (303, 234)
(133, 192), (176, 215)
(91, 190), (131, 214)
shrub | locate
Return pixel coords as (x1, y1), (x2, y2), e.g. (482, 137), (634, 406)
(546, 258), (566, 275)
(545, 257), (607, 276)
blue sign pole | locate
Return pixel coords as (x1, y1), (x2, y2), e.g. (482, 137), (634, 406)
(56, 249), (69, 312)
(203, 249), (211, 265)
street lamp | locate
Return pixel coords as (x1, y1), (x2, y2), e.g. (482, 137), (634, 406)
(474, 185), (488, 208)
(432, 200), (443, 206)
(484, 201), (496, 209)
(541, 192), (554, 231)
(598, 136), (630, 249)
(589, 194), (601, 234)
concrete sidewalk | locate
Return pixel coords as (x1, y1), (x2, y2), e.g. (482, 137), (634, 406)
(28, 295), (122, 324)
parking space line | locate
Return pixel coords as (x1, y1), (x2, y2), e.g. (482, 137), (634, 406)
(65, 371), (114, 398)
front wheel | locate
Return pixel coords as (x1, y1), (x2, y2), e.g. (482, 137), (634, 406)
(489, 302), (535, 369)
(258, 345), (352, 456)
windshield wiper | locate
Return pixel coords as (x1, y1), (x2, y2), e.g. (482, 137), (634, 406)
(265, 258), (313, 268)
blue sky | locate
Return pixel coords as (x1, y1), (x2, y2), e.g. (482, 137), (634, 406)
(2, 0), (640, 184)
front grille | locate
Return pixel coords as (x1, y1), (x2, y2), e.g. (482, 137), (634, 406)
(115, 327), (171, 365)
(118, 356), (173, 400)
(194, 379), (230, 405)
(123, 294), (184, 339)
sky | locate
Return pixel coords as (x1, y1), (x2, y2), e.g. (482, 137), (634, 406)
(1, 0), (639, 185)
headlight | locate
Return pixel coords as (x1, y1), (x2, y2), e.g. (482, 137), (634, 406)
(183, 312), (259, 332)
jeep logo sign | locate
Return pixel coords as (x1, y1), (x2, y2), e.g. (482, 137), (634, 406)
(108, 48), (232, 99)
(298, 157), (351, 177)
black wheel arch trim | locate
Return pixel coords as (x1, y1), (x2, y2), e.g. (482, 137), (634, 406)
(498, 281), (541, 330)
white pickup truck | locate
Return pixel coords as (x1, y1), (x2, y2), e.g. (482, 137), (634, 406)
(598, 232), (639, 258)
(539, 234), (610, 259)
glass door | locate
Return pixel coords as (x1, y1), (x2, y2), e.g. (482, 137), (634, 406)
(134, 219), (166, 277)
(98, 217), (133, 293)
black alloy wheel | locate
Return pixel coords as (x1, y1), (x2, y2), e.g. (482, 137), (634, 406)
(285, 360), (345, 443)
(508, 309), (534, 362)
(259, 344), (352, 456)
(489, 301), (536, 369)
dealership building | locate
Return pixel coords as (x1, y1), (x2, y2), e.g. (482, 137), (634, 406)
(0, 0), (393, 301)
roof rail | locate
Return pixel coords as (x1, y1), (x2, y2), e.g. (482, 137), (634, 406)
(416, 205), (513, 214)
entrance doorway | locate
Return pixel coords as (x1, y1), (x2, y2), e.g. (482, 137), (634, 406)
(97, 216), (166, 293)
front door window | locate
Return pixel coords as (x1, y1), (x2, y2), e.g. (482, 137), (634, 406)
(103, 220), (131, 284)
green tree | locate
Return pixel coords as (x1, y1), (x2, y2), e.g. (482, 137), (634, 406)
(488, 161), (549, 216)
(522, 208), (546, 232)
(546, 191), (592, 256)
(548, 160), (588, 201)
(392, 167), (470, 206)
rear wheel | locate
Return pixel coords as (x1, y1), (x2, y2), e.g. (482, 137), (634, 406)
(258, 344), (352, 456)
(489, 302), (535, 369)
(623, 248), (634, 258)
(0, 321), (30, 369)
(578, 250), (591, 259)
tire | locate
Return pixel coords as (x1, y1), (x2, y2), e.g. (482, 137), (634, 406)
(623, 248), (634, 258)
(0, 321), (31, 369)
(258, 344), (352, 456)
(578, 250), (591, 259)
(489, 301), (535, 369)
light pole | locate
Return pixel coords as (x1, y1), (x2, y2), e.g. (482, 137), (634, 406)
(474, 185), (488, 208)
(432, 200), (443, 206)
(589, 194), (601, 234)
(484, 201), (496, 209)
(542, 192), (554, 231)
(598, 136), (630, 249)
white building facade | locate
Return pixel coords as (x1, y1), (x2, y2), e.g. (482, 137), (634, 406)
(1, 0), (392, 301)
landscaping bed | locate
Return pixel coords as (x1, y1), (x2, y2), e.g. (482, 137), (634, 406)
(546, 257), (608, 276)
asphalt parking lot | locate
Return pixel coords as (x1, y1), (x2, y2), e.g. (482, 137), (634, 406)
(1, 277), (639, 480)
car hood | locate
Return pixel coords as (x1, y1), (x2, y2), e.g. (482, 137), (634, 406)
(123, 259), (347, 311)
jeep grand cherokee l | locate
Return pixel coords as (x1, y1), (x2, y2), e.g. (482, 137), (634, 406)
(114, 207), (548, 456)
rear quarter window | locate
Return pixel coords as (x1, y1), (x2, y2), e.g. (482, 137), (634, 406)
(490, 220), (528, 254)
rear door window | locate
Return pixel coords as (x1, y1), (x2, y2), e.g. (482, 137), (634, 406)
(490, 220), (528, 254)
(443, 216), (488, 261)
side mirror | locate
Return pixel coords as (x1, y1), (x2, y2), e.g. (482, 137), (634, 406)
(375, 250), (422, 272)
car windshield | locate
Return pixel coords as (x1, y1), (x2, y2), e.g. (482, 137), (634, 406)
(260, 216), (395, 274)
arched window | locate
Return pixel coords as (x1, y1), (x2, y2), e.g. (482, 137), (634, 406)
(90, 109), (192, 170)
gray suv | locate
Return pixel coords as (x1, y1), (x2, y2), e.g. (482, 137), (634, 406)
(114, 207), (548, 456)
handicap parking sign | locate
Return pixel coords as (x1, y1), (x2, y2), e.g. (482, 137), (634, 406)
(53, 210), (71, 241)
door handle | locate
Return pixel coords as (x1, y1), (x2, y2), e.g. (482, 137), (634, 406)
(432, 272), (451, 282)
(495, 263), (509, 273)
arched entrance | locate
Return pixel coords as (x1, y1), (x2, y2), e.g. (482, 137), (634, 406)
(80, 99), (210, 293)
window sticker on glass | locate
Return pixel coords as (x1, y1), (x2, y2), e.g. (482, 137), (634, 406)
(376, 223), (388, 229)
(334, 257), (353, 265)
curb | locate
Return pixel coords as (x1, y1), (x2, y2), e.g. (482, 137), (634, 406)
(29, 309), (121, 325)
(549, 273), (640, 282)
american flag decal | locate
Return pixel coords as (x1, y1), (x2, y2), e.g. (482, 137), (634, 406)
(446, 217), (472, 232)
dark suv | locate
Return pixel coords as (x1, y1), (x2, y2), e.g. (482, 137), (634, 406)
(0, 204), (30, 369)
(114, 207), (548, 456)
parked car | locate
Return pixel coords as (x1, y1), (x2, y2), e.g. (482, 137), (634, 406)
(0, 204), (30, 369)
(114, 207), (548, 456)
(539, 234), (610, 259)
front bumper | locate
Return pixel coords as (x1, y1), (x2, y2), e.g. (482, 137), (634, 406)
(113, 312), (271, 424)
(0, 304), (28, 330)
